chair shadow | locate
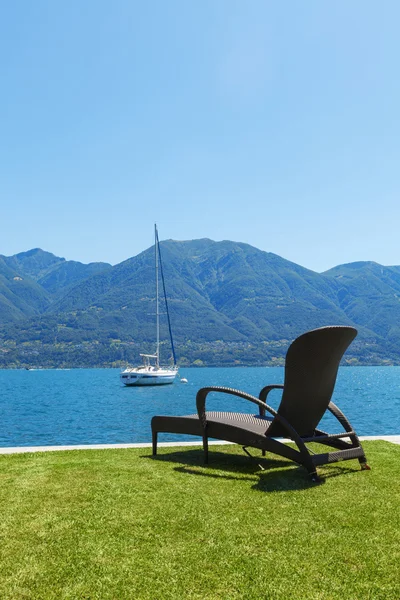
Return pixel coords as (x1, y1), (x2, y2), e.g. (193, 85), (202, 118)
(253, 462), (359, 492)
(145, 448), (288, 472)
(143, 448), (360, 492)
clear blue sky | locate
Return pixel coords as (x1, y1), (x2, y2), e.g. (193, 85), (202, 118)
(1, 1), (399, 272)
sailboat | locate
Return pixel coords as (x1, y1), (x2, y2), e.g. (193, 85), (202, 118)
(120, 225), (179, 386)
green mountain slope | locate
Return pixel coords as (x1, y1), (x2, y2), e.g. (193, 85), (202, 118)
(0, 257), (51, 321)
(3, 249), (64, 280)
(47, 241), (244, 343)
(43, 239), (352, 344)
(1, 241), (400, 367)
(37, 259), (112, 297)
(0, 249), (112, 322)
(323, 262), (400, 339)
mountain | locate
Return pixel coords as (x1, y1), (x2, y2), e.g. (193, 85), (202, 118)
(43, 239), (354, 344)
(322, 262), (400, 343)
(0, 249), (112, 318)
(3, 249), (65, 280)
(0, 241), (400, 367)
(0, 255), (51, 322)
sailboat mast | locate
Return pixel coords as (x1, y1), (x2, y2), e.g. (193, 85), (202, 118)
(155, 224), (160, 367)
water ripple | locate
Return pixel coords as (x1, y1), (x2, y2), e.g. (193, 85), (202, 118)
(0, 366), (399, 447)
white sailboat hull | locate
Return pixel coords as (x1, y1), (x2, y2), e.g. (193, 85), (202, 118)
(120, 366), (178, 387)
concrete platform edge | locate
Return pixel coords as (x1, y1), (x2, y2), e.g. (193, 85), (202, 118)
(0, 435), (399, 454)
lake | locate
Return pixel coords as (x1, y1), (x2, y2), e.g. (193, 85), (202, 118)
(0, 367), (399, 447)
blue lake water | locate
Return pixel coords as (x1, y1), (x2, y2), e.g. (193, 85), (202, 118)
(0, 367), (399, 447)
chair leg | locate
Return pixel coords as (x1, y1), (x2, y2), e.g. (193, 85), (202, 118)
(152, 431), (158, 456)
(302, 453), (321, 483)
(309, 471), (321, 483)
(359, 456), (371, 470)
(203, 435), (209, 464)
(242, 446), (265, 470)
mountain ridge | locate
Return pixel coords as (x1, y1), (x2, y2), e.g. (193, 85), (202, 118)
(0, 241), (399, 367)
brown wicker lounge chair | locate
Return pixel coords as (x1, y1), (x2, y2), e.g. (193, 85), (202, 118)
(151, 326), (370, 482)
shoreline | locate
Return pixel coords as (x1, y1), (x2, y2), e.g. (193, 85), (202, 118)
(1, 435), (399, 455)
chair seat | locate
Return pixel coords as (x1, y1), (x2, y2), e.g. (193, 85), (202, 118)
(151, 412), (273, 439)
(183, 412), (273, 435)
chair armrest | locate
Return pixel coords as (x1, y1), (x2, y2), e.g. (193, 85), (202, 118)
(327, 401), (355, 434)
(195, 386), (312, 456)
(196, 387), (270, 428)
(258, 385), (284, 417)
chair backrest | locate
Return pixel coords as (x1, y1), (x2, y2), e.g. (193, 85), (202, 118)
(267, 326), (357, 437)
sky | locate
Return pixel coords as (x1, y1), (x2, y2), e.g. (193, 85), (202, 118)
(1, 1), (400, 273)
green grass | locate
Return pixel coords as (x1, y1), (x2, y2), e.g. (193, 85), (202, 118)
(0, 441), (399, 599)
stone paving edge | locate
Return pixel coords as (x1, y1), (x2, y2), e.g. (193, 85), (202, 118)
(0, 436), (399, 454)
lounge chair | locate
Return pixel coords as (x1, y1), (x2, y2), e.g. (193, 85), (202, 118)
(151, 326), (370, 482)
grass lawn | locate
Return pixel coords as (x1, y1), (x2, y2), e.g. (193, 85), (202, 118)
(0, 441), (399, 600)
